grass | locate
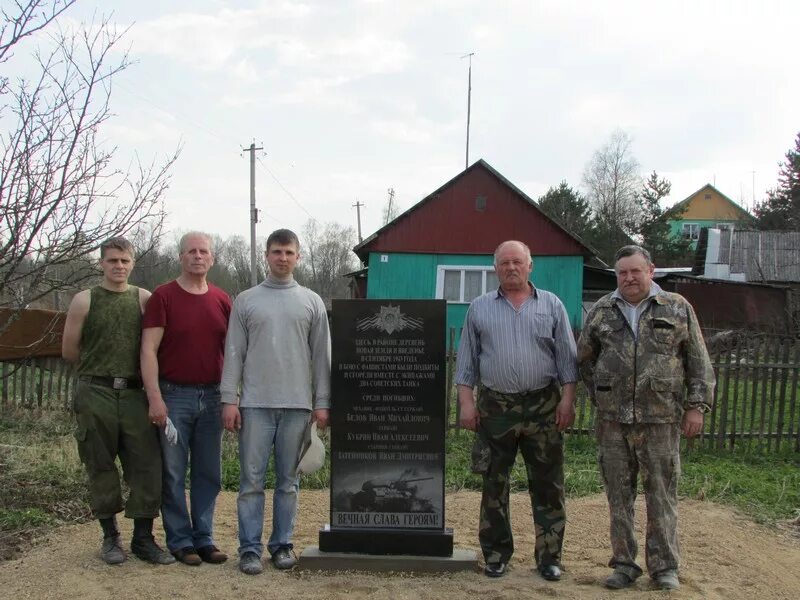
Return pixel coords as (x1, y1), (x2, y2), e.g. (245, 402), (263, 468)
(225, 426), (800, 528)
(0, 508), (52, 530)
(0, 409), (90, 558)
(680, 448), (800, 523)
(1, 407), (798, 560)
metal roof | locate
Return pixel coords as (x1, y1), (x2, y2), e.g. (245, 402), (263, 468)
(718, 229), (800, 283)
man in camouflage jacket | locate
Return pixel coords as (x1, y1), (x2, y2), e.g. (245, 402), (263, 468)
(577, 245), (714, 592)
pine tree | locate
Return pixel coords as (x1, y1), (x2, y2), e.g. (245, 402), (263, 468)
(754, 132), (800, 230)
(537, 181), (595, 241)
(638, 171), (692, 265)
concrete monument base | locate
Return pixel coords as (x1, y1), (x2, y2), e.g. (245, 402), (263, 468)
(298, 546), (479, 573)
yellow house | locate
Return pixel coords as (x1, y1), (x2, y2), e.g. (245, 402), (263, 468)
(666, 184), (754, 248)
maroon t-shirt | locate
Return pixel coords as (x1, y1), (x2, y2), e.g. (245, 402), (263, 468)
(142, 280), (232, 385)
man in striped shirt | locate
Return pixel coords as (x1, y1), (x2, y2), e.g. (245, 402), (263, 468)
(456, 240), (578, 582)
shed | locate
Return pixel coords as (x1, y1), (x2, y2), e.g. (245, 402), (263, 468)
(352, 159), (595, 342)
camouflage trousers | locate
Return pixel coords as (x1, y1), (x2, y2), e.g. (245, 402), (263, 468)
(473, 385), (565, 567)
(596, 420), (681, 579)
(73, 380), (162, 519)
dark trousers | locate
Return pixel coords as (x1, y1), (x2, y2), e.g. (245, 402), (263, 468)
(476, 385), (565, 567)
(73, 380), (162, 519)
(597, 420), (681, 578)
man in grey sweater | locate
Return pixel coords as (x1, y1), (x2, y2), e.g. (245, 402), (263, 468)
(221, 229), (331, 575)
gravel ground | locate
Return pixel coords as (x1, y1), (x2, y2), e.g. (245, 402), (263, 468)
(1, 490), (799, 600)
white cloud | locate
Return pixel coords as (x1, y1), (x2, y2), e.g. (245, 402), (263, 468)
(130, 5), (409, 78)
(104, 119), (182, 145)
(43, 0), (798, 241)
(370, 119), (432, 144)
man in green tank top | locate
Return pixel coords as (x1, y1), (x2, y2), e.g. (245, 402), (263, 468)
(62, 236), (174, 566)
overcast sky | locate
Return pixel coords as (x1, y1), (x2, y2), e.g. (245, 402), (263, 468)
(25, 0), (800, 244)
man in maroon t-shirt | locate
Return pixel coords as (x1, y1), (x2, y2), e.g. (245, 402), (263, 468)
(141, 231), (232, 567)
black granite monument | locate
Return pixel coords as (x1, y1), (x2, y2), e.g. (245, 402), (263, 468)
(319, 299), (452, 556)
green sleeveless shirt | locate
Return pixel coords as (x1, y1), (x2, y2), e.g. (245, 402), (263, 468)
(78, 286), (142, 378)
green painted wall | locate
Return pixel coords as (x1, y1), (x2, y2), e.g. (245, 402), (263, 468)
(365, 252), (584, 348)
(668, 218), (736, 249)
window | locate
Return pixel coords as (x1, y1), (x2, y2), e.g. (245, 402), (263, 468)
(716, 222), (733, 231)
(436, 266), (499, 303)
(681, 223), (699, 241)
(475, 195), (487, 211)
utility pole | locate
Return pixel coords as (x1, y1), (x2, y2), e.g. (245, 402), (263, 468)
(385, 187), (395, 225)
(353, 201), (364, 243)
(462, 52), (475, 170)
(243, 142), (264, 286)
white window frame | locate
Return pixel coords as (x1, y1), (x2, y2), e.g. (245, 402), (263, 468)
(681, 223), (700, 241)
(435, 265), (498, 304)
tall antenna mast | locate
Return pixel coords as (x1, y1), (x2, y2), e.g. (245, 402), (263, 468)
(461, 52), (475, 170)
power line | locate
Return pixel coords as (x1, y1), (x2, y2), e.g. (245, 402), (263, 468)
(111, 70), (317, 227)
(113, 79), (240, 147)
(256, 156), (315, 220)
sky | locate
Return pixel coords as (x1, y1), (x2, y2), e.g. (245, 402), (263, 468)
(10, 0), (800, 245)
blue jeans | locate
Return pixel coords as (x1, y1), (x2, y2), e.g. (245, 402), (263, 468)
(237, 407), (310, 558)
(159, 380), (222, 552)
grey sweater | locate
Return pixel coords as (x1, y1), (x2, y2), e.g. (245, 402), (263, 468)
(220, 276), (331, 410)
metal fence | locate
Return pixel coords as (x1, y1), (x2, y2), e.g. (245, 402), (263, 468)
(446, 331), (800, 453)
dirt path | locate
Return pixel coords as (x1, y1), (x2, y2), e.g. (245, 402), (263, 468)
(2, 490), (798, 599)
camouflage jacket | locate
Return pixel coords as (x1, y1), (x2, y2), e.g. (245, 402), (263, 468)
(577, 291), (714, 424)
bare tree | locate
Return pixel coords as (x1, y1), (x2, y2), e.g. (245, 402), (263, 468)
(582, 129), (643, 234)
(126, 224), (179, 292)
(0, 0), (75, 73)
(209, 234), (264, 296)
(298, 219), (358, 306)
(0, 3), (180, 330)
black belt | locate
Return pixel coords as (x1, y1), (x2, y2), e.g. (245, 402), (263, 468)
(80, 375), (142, 390)
(159, 379), (220, 391)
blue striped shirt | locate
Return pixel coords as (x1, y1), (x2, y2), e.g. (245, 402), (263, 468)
(455, 285), (578, 393)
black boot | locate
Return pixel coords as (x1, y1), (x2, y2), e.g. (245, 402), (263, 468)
(98, 517), (125, 564)
(99, 516), (120, 539)
(130, 518), (176, 565)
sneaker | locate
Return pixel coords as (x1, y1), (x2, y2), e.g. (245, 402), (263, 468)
(654, 570), (680, 590)
(605, 570), (635, 589)
(100, 535), (126, 565)
(239, 551), (263, 575)
(271, 547), (297, 570)
(130, 536), (177, 565)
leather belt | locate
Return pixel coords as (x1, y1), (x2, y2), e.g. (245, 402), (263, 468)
(80, 375), (142, 390)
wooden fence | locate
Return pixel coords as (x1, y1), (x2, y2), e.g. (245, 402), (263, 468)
(2, 332), (799, 453)
(445, 331), (800, 453)
(1, 357), (76, 411)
